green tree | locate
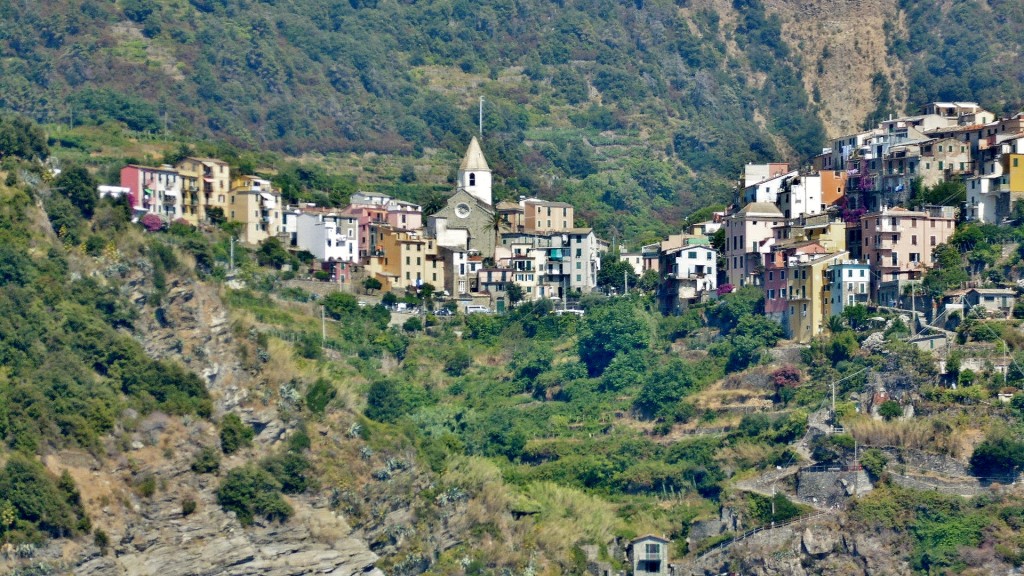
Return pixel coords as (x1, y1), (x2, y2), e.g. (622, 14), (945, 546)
(365, 379), (406, 423)
(0, 454), (83, 539)
(256, 237), (293, 269)
(506, 282), (525, 306)
(444, 348), (473, 376)
(878, 400), (902, 421)
(578, 302), (650, 376)
(362, 277), (382, 294)
(709, 285), (764, 334)
(638, 268), (660, 292)
(970, 435), (1024, 479)
(216, 466), (293, 526)
(322, 291), (359, 318)
(54, 166), (98, 219)
(0, 114), (47, 160)
(220, 413), (255, 454)
(597, 253), (639, 294)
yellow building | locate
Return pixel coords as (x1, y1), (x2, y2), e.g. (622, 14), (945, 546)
(786, 251), (849, 343)
(775, 213), (847, 254)
(366, 227), (445, 292)
(175, 157), (230, 225)
(229, 175), (282, 245)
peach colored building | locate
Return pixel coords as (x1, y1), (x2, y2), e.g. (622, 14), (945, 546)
(861, 205), (956, 304)
(724, 202), (785, 288)
(819, 170), (848, 207)
(523, 199), (574, 233)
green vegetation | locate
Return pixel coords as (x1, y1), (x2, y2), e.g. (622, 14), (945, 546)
(0, 455), (90, 544)
(215, 466), (293, 526)
(220, 413), (255, 454)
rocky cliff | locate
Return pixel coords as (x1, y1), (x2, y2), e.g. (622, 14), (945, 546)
(1, 266), (387, 576)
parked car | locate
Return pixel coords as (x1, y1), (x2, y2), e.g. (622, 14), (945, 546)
(465, 305), (492, 314)
(436, 308), (454, 317)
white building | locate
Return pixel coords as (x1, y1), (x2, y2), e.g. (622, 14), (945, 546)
(827, 261), (871, 319)
(658, 243), (717, 312)
(295, 211), (358, 262)
(742, 170), (799, 205)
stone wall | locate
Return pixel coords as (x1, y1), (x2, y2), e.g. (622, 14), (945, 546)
(796, 469), (872, 507)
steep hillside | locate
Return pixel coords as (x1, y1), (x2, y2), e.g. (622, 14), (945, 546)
(4, 0), (1022, 235)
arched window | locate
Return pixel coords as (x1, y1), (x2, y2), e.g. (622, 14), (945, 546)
(469, 173), (476, 186)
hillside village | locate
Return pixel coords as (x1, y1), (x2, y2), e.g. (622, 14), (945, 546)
(113, 101), (1024, 345)
(8, 88), (1024, 574)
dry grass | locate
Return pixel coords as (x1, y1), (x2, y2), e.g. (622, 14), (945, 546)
(522, 482), (623, 562)
(846, 415), (976, 459)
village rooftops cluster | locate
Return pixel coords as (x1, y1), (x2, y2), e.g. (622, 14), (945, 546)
(108, 139), (610, 305)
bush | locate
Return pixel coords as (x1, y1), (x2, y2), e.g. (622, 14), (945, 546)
(260, 452), (314, 494)
(220, 413), (255, 454)
(305, 379), (336, 415)
(0, 455), (87, 540)
(181, 498), (197, 516)
(444, 348), (473, 376)
(860, 448), (888, 481)
(140, 213), (163, 232)
(878, 400), (902, 421)
(191, 446), (221, 474)
(216, 466), (293, 526)
(94, 528), (109, 552)
(970, 435), (1024, 479)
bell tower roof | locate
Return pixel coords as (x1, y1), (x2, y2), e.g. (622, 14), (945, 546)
(459, 137), (490, 172)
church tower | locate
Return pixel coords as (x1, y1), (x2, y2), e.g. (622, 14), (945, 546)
(457, 136), (492, 206)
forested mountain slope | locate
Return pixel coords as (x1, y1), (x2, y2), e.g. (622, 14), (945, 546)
(3, 0), (1023, 235)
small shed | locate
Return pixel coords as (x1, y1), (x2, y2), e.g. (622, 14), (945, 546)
(628, 534), (670, 576)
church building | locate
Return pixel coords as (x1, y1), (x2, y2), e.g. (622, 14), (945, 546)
(428, 137), (498, 259)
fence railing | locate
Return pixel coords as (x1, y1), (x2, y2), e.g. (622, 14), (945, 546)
(695, 510), (832, 561)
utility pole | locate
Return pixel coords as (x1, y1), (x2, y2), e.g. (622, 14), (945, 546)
(229, 236), (235, 272)
(479, 96), (484, 138)
(624, 269), (628, 294)
(321, 305), (326, 346)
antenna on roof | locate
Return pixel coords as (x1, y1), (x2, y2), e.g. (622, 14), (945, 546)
(479, 96), (484, 139)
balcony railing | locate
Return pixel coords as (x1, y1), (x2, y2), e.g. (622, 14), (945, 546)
(878, 222), (901, 233)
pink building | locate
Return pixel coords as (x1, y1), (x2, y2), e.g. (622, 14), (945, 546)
(385, 202), (423, 231)
(861, 205), (956, 303)
(120, 164), (182, 220)
(342, 205), (388, 258)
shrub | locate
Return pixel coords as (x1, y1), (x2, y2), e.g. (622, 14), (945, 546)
(403, 316), (422, 332)
(305, 379), (336, 415)
(134, 474), (157, 498)
(140, 213), (163, 232)
(94, 528), (109, 552)
(216, 466), (293, 526)
(181, 498), (197, 516)
(0, 455), (86, 540)
(220, 413), (255, 454)
(860, 448), (888, 481)
(878, 400), (903, 421)
(970, 435), (1024, 479)
(444, 349), (472, 376)
(260, 452), (314, 494)
(191, 446), (221, 474)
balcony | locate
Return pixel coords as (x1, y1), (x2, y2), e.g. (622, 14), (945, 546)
(878, 221), (901, 233)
